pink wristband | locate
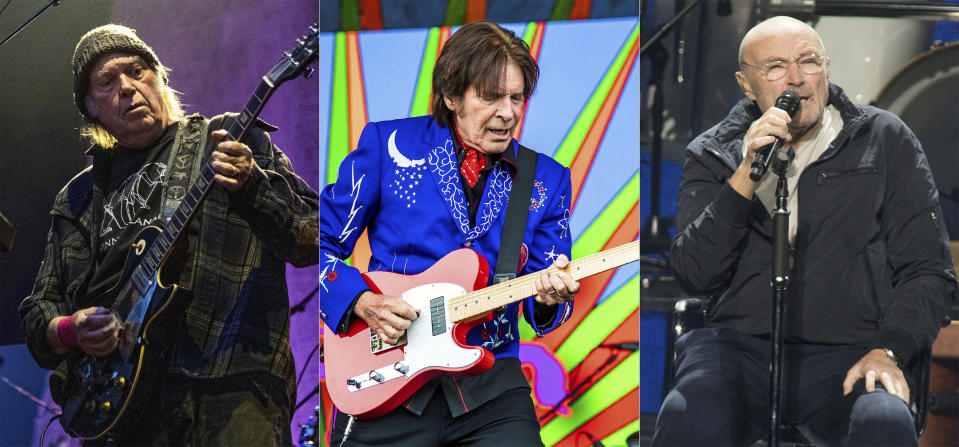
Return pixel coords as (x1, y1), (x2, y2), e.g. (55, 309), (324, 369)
(57, 315), (78, 348)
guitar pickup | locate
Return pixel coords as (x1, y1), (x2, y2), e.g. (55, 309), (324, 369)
(429, 297), (446, 336)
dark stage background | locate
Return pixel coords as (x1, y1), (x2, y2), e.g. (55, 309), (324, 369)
(0, 1), (319, 445)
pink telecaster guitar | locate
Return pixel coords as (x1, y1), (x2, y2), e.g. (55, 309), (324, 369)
(323, 240), (639, 419)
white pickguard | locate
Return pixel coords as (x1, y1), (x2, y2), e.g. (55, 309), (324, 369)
(348, 282), (482, 391)
(402, 282), (481, 375)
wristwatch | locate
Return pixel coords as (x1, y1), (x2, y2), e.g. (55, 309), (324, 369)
(883, 348), (902, 368)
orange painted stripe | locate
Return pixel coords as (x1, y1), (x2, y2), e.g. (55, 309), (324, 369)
(359, 0), (384, 30)
(437, 26), (452, 58)
(345, 30), (373, 270)
(428, 27), (453, 117)
(515, 22), (545, 141)
(551, 390), (639, 446)
(569, 35), (639, 209)
(536, 309), (639, 423)
(569, 0), (593, 20)
(465, 0), (487, 23)
(346, 31), (368, 151)
(538, 202), (639, 351)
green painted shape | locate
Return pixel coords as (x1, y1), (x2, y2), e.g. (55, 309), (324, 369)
(326, 32), (350, 186)
(445, 0), (467, 26)
(340, 0), (360, 31)
(553, 24), (639, 167)
(522, 21), (536, 46)
(555, 276), (638, 369)
(519, 316), (537, 340)
(540, 351), (639, 445)
(602, 420), (641, 447)
(549, 0), (575, 21)
(571, 172), (638, 259)
(410, 28), (441, 117)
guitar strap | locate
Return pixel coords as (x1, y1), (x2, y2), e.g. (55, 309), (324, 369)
(161, 114), (209, 220)
(493, 144), (538, 284)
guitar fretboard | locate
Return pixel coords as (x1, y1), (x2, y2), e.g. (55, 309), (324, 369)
(113, 78), (277, 316)
(447, 240), (639, 322)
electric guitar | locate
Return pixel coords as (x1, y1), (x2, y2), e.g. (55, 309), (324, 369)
(323, 240), (639, 419)
(57, 25), (318, 440)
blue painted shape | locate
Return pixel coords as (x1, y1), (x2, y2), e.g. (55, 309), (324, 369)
(521, 17), (638, 158)
(359, 28), (430, 122)
(595, 262), (639, 307)
(570, 54), (639, 239)
(319, 0), (340, 32)
(380, 0), (448, 30)
(487, 0), (554, 23)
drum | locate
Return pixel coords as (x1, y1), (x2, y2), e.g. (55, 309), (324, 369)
(873, 42), (959, 200)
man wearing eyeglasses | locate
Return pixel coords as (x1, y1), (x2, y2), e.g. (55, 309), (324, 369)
(653, 16), (956, 446)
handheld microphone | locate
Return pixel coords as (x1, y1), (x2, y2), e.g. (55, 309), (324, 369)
(749, 90), (801, 181)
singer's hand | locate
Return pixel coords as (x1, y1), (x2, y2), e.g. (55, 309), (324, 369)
(730, 106), (793, 198)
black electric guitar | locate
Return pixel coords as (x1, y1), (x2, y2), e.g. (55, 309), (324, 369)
(57, 25), (318, 440)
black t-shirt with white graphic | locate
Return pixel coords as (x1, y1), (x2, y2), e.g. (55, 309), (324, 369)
(86, 123), (178, 301)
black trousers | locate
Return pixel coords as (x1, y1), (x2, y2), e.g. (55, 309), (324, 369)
(329, 387), (544, 447)
(653, 328), (917, 447)
(83, 372), (291, 446)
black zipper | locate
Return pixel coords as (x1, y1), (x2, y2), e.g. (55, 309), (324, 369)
(816, 166), (878, 185)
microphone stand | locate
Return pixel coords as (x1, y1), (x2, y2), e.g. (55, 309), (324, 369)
(768, 150), (793, 447)
(0, 0), (63, 50)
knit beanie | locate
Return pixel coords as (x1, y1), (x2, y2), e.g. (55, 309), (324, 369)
(72, 24), (167, 118)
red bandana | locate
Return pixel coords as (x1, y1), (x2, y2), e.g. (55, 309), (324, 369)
(454, 123), (486, 187)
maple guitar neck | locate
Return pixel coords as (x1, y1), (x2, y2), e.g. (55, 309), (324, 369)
(447, 240), (639, 323)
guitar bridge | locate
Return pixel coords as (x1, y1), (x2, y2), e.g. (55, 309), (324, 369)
(370, 331), (407, 354)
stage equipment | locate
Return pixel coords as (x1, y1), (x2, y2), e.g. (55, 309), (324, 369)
(762, 0), (959, 21)
(873, 42), (959, 202)
(0, 212), (13, 252)
(0, 0), (64, 49)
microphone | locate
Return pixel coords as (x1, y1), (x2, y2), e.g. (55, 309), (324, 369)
(599, 342), (639, 351)
(749, 90), (801, 181)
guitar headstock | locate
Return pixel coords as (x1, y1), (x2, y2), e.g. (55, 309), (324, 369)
(266, 23), (319, 86)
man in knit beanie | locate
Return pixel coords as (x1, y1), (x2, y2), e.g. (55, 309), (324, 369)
(19, 23), (318, 445)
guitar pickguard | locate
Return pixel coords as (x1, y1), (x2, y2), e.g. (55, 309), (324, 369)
(347, 283), (480, 392)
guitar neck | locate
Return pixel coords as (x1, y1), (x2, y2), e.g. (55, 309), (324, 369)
(448, 240), (639, 323)
(136, 79), (276, 276)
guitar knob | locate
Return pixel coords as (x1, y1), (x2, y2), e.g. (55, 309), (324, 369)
(112, 377), (126, 389)
(98, 400), (112, 413)
(369, 371), (384, 382)
(393, 362), (409, 374)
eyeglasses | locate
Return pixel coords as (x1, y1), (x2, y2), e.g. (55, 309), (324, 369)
(740, 54), (828, 81)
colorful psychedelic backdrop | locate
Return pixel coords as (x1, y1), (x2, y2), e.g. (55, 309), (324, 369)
(319, 16), (639, 446)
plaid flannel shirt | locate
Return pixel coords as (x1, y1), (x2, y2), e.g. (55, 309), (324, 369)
(18, 114), (318, 403)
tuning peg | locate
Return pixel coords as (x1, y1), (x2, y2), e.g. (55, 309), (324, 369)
(303, 67), (315, 79)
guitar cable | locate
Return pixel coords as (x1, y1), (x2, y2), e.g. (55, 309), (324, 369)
(338, 415), (356, 447)
(39, 414), (61, 447)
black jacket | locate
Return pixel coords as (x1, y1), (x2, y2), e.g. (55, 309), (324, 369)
(670, 84), (956, 367)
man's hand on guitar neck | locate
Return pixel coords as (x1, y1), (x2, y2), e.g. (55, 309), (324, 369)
(46, 307), (120, 356)
(355, 291), (419, 345)
(534, 254), (580, 306)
